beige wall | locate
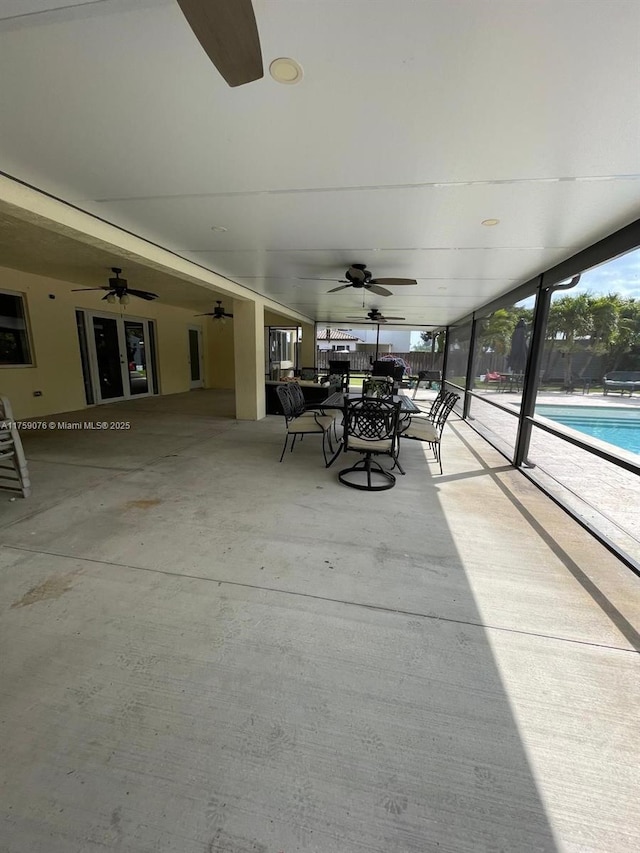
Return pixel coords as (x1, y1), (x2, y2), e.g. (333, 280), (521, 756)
(0, 266), (207, 418)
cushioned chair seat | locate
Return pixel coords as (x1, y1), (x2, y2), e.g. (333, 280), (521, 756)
(400, 419), (438, 442)
(288, 414), (335, 433)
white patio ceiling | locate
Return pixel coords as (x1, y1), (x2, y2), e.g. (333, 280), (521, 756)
(1, 0), (639, 326)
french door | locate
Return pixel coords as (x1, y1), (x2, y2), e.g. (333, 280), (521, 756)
(87, 312), (155, 403)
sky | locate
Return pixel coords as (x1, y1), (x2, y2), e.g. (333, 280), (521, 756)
(515, 247), (640, 311)
(575, 247), (640, 300)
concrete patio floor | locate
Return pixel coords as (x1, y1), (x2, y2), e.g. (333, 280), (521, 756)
(1, 389), (638, 853)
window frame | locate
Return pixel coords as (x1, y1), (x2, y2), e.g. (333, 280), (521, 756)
(0, 288), (35, 368)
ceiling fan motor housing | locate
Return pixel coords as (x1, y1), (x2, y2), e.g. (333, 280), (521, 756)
(109, 272), (127, 290)
(346, 264), (371, 284)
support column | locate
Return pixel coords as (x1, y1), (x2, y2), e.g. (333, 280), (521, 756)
(233, 299), (265, 420)
(299, 321), (316, 368)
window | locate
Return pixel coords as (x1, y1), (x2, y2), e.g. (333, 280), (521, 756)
(0, 291), (32, 365)
(332, 345), (349, 351)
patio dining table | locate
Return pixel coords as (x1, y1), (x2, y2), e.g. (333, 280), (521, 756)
(320, 391), (421, 414)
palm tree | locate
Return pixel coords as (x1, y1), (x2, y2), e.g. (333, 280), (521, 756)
(550, 294), (592, 385)
(608, 298), (640, 371)
(581, 294), (620, 380)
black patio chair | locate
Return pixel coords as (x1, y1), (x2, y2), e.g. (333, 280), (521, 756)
(362, 377), (394, 398)
(288, 381), (338, 441)
(276, 384), (335, 465)
(399, 392), (459, 474)
(337, 397), (404, 491)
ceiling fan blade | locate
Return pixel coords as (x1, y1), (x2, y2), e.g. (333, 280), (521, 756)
(366, 284), (392, 297)
(127, 289), (158, 300)
(71, 287), (108, 292)
(382, 317), (406, 321)
(369, 278), (417, 286)
(223, 312), (234, 318)
(176, 0), (263, 87)
(195, 313), (215, 316)
(327, 284), (351, 293)
(299, 278), (348, 282)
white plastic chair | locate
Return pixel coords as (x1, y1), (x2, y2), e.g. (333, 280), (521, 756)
(0, 395), (31, 498)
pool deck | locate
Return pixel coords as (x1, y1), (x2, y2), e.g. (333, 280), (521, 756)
(423, 387), (640, 564)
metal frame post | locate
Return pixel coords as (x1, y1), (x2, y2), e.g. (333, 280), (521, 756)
(463, 315), (478, 420)
(514, 274), (580, 467)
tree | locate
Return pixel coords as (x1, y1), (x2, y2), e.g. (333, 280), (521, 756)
(548, 294), (593, 384)
(608, 298), (640, 371)
(416, 330), (445, 352)
(581, 294), (620, 378)
(476, 309), (516, 358)
(475, 307), (533, 372)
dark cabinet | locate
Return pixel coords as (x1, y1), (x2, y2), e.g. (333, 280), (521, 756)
(265, 381), (339, 415)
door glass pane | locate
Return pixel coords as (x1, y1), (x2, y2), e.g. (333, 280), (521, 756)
(189, 329), (200, 382)
(92, 316), (124, 400)
(125, 321), (149, 395)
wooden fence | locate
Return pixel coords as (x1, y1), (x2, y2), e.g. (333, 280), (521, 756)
(317, 351), (443, 374)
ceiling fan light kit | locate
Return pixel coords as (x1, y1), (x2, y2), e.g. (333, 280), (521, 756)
(71, 268), (158, 304)
(195, 300), (234, 322)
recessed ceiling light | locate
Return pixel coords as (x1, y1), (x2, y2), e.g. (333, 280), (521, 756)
(210, 225), (228, 232)
(481, 218), (500, 226)
(269, 57), (303, 84)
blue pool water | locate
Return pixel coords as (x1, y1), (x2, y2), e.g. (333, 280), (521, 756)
(535, 405), (640, 455)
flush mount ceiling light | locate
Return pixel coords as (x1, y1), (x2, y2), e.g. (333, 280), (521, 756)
(481, 218), (500, 226)
(210, 225), (228, 232)
(269, 57), (303, 84)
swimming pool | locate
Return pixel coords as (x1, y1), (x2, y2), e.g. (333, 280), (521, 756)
(534, 405), (640, 455)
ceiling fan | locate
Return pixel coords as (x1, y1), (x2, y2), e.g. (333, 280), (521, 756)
(72, 268), (158, 305)
(9, 1), (263, 88)
(176, 0), (263, 87)
(346, 309), (406, 324)
(195, 300), (234, 322)
(302, 264), (417, 297)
